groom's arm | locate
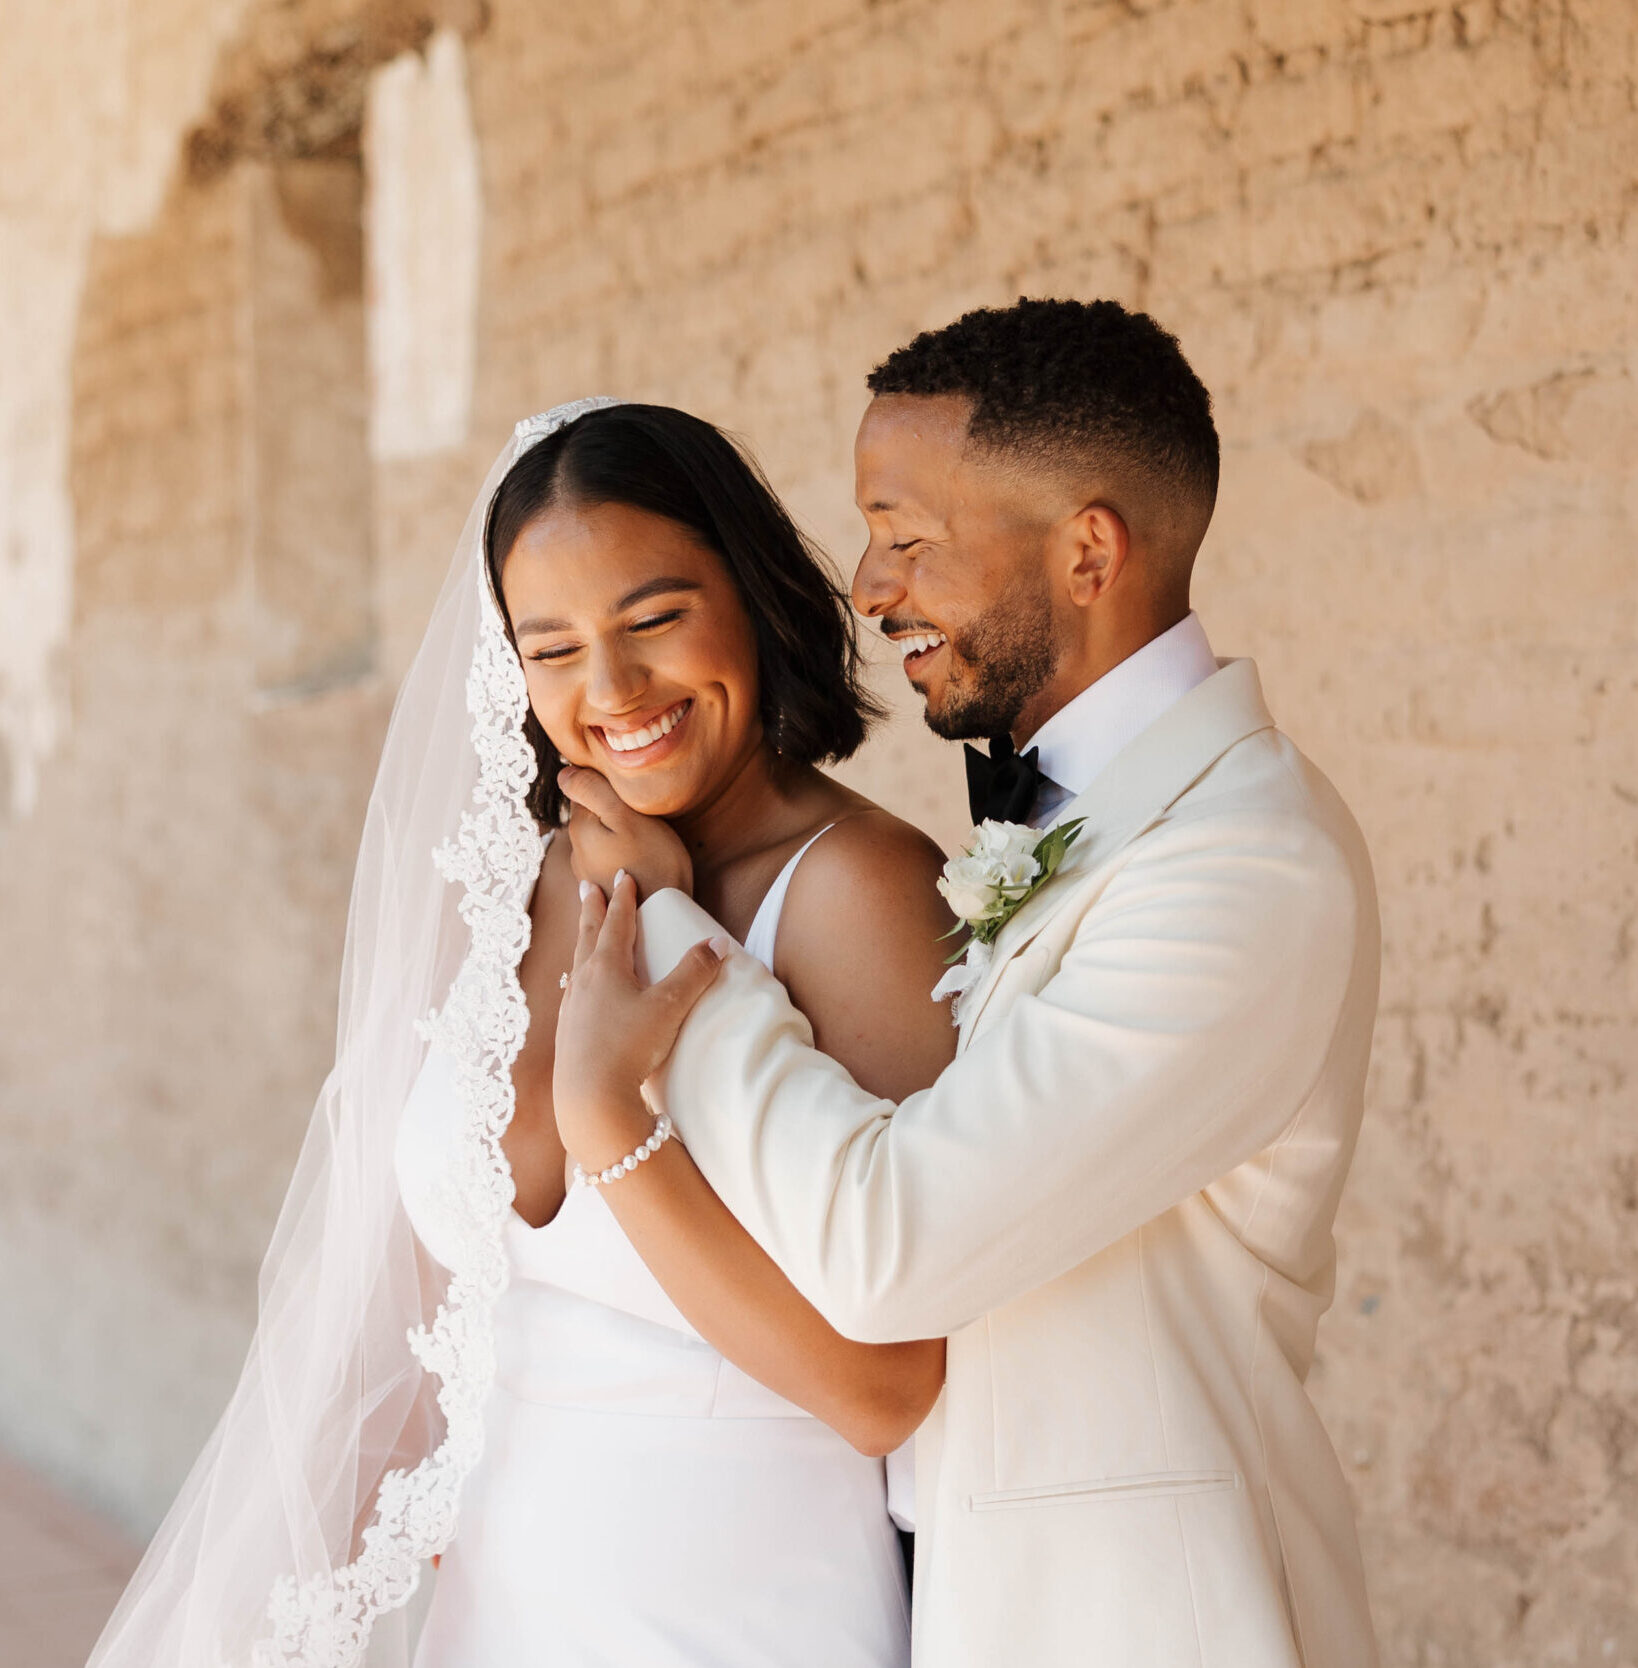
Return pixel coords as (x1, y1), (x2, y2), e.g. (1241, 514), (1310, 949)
(639, 803), (1373, 1344)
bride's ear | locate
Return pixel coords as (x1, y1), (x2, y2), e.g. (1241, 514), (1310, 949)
(1060, 503), (1130, 608)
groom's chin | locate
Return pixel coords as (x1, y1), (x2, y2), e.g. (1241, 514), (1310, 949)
(911, 657), (1015, 741)
(921, 701), (988, 743)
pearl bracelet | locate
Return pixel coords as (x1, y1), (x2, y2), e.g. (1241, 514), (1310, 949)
(573, 1113), (675, 1189)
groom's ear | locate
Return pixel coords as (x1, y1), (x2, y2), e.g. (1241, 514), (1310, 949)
(1060, 502), (1130, 608)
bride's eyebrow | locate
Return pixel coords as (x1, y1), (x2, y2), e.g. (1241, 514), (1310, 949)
(513, 578), (703, 638)
(615, 576), (705, 612)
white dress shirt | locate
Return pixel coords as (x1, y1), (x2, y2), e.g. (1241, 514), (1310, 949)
(1024, 611), (1218, 825)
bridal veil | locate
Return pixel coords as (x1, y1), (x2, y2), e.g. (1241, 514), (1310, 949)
(89, 398), (620, 1668)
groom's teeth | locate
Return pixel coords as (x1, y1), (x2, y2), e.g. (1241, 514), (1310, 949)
(898, 632), (948, 660)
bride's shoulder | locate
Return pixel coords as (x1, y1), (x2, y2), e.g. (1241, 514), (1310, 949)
(815, 804), (945, 876)
(775, 803), (958, 1081)
(782, 804), (951, 945)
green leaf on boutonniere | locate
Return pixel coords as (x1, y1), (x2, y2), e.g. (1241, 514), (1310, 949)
(939, 920), (972, 963)
(1033, 817), (1084, 884)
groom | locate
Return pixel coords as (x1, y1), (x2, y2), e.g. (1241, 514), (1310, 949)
(572, 298), (1380, 1666)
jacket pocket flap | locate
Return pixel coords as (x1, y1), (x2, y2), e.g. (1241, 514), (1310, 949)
(969, 1469), (1239, 1511)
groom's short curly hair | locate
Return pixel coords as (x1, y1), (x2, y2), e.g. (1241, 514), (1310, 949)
(868, 297), (1219, 545)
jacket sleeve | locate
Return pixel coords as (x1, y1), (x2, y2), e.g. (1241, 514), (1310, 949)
(638, 807), (1367, 1343)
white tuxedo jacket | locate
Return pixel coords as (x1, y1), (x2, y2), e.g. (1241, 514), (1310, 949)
(639, 659), (1381, 1667)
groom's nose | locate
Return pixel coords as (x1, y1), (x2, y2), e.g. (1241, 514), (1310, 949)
(850, 539), (907, 618)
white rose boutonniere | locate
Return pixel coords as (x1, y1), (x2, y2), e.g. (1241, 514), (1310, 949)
(931, 817), (1085, 1021)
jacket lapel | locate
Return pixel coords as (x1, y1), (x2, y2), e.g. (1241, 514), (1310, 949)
(955, 658), (1276, 1045)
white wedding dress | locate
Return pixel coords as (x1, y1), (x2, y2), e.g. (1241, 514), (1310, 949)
(396, 829), (913, 1667)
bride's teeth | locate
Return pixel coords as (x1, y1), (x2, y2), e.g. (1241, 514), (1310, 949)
(604, 702), (686, 753)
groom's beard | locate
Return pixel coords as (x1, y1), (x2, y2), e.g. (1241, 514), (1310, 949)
(920, 571), (1058, 742)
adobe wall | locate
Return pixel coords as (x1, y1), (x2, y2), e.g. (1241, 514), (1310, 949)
(1, 2), (1632, 1660)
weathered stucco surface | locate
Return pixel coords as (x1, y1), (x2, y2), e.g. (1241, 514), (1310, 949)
(0, 0), (245, 818)
(0, 2), (1633, 1662)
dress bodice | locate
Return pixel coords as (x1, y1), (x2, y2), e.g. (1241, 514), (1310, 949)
(394, 826), (845, 1421)
(400, 826), (916, 1668)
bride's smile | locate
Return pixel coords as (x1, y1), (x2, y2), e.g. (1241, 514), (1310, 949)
(594, 696), (692, 758)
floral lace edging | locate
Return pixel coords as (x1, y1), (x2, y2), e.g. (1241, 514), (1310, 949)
(250, 600), (540, 1668)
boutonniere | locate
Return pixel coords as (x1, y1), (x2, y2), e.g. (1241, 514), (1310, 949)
(931, 817), (1084, 1020)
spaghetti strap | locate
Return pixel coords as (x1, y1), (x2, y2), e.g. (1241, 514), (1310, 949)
(741, 823), (838, 972)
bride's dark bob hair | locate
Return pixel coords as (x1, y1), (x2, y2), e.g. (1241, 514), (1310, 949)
(484, 403), (884, 825)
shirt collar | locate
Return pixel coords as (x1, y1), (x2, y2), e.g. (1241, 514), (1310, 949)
(1022, 612), (1218, 803)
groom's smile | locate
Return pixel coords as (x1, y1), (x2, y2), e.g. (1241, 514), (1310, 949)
(886, 623), (949, 680)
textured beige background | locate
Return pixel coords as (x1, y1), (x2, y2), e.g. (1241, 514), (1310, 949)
(0, 2), (1633, 1662)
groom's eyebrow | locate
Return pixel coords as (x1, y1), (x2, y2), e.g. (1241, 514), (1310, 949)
(512, 578), (704, 637)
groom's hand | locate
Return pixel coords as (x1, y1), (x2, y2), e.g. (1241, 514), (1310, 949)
(552, 871), (726, 1170)
(559, 765), (693, 899)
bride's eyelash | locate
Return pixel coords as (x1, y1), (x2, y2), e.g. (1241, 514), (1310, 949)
(525, 608), (686, 663)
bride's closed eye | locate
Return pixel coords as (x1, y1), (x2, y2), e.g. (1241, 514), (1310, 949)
(630, 608), (688, 634)
(525, 609), (689, 664)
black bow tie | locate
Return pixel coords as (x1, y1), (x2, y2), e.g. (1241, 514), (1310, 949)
(964, 735), (1043, 825)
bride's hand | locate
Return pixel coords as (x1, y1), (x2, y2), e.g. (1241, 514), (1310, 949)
(553, 873), (725, 1169)
(558, 765), (693, 899)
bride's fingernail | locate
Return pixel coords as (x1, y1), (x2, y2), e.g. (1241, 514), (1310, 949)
(578, 880), (594, 902)
(614, 868), (628, 889)
(708, 935), (732, 958)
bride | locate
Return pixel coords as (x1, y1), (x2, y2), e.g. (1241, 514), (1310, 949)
(89, 398), (957, 1668)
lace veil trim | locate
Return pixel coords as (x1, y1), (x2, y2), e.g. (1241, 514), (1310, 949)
(252, 397), (620, 1667)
